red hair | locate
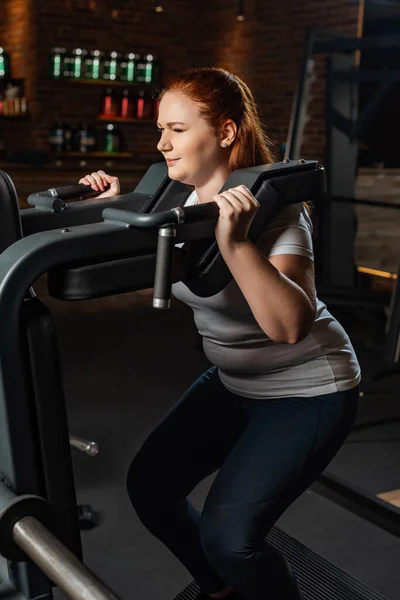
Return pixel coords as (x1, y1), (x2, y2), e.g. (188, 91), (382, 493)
(159, 67), (275, 171)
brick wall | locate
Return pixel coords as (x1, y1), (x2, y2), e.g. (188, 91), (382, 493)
(2, 0), (200, 157)
(1, 0), (362, 164)
(0, 0), (38, 149)
(194, 0), (362, 162)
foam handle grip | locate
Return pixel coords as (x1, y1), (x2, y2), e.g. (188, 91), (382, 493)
(50, 183), (110, 201)
(182, 201), (219, 223)
(153, 227), (176, 310)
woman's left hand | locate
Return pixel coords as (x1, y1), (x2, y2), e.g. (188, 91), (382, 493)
(212, 185), (259, 249)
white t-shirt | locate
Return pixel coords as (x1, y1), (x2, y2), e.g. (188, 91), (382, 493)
(172, 192), (361, 399)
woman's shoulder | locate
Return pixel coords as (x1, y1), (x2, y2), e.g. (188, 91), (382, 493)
(267, 203), (313, 232)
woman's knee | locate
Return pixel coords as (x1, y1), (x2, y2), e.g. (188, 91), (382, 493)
(126, 444), (160, 520)
(199, 506), (256, 576)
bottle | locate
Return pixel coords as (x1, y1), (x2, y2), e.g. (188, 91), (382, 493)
(71, 48), (87, 78)
(103, 123), (123, 153)
(103, 51), (120, 81)
(136, 54), (158, 83)
(120, 88), (134, 119)
(0, 48), (11, 79)
(4, 82), (19, 116)
(86, 125), (97, 152)
(49, 122), (65, 152)
(101, 87), (119, 118)
(20, 96), (28, 115)
(62, 122), (73, 152)
(136, 90), (154, 119)
(62, 50), (75, 78)
(84, 50), (103, 80)
(74, 123), (96, 154)
(50, 47), (67, 78)
(14, 96), (20, 116)
(120, 53), (138, 82)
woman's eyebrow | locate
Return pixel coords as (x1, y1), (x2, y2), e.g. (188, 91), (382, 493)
(156, 121), (186, 127)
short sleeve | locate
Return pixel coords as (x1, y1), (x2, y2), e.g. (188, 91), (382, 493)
(256, 204), (314, 261)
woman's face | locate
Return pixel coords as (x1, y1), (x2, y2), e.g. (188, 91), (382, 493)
(156, 91), (228, 187)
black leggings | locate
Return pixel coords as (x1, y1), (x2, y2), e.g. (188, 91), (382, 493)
(127, 366), (359, 600)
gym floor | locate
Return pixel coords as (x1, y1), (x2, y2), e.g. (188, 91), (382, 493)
(32, 278), (400, 600)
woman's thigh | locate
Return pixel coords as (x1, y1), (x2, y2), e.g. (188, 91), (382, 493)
(127, 367), (250, 501)
(200, 387), (359, 543)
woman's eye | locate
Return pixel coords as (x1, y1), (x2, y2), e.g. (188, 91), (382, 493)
(173, 129), (184, 133)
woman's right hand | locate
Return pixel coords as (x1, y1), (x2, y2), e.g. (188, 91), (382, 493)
(79, 170), (120, 199)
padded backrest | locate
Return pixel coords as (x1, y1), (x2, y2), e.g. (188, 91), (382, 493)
(0, 170), (23, 252)
(182, 164), (326, 296)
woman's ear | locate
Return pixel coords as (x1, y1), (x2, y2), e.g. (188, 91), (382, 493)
(220, 119), (237, 148)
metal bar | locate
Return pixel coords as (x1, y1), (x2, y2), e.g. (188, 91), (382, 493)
(284, 30), (316, 160)
(21, 192), (152, 236)
(69, 435), (99, 457)
(334, 69), (400, 83)
(382, 268), (400, 366)
(353, 79), (395, 137)
(330, 108), (353, 137)
(323, 52), (358, 289)
(314, 34), (400, 54)
(328, 195), (400, 209)
(13, 516), (121, 600)
(313, 472), (400, 538)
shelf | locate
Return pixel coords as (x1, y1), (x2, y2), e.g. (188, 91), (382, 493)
(60, 78), (160, 88)
(0, 114), (29, 120)
(97, 115), (156, 123)
(54, 151), (133, 158)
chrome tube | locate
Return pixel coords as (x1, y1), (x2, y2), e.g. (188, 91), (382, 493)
(13, 516), (121, 600)
(70, 434), (99, 457)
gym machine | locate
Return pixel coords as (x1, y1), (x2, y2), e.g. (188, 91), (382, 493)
(0, 160), (385, 599)
(285, 29), (400, 292)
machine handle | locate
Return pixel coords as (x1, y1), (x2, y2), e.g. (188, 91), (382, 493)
(153, 226), (176, 310)
(103, 201), (219, 229)
(48, 183), (111, 201)
(27, 183), (111, 213)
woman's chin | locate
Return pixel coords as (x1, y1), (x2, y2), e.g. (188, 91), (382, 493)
(168, 168), (185, 182)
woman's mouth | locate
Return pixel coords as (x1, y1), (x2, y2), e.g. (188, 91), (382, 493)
(166, 158), (180, 167)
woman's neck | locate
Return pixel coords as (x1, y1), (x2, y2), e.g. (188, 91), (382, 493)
(194, 167), (230, 204)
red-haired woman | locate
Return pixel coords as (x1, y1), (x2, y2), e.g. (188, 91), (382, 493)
(81, 68), (360, 600)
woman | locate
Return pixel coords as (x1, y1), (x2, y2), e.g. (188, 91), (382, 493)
(80, 67), (360, 600)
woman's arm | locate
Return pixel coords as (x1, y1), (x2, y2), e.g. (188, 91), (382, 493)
(211, 184), (316, 344)
(220, 242), (316, 343)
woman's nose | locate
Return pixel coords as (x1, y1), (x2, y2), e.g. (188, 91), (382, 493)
(157, 135), (172, 153)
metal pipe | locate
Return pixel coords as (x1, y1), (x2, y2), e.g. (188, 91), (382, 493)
(70, 435), (99, 457)
(13, 516), (121, 600)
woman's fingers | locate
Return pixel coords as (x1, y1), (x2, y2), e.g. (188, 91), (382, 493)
(216, 189), (257, 215)
(79, 171), (111, 192)
(79, 174), (98, 191)
(90, 171), (107, 191)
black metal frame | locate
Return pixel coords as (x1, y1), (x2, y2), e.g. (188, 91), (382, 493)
(286, 29), (400, 291)
(0, 160), (323, 598)
(286, 36), (400, 536)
